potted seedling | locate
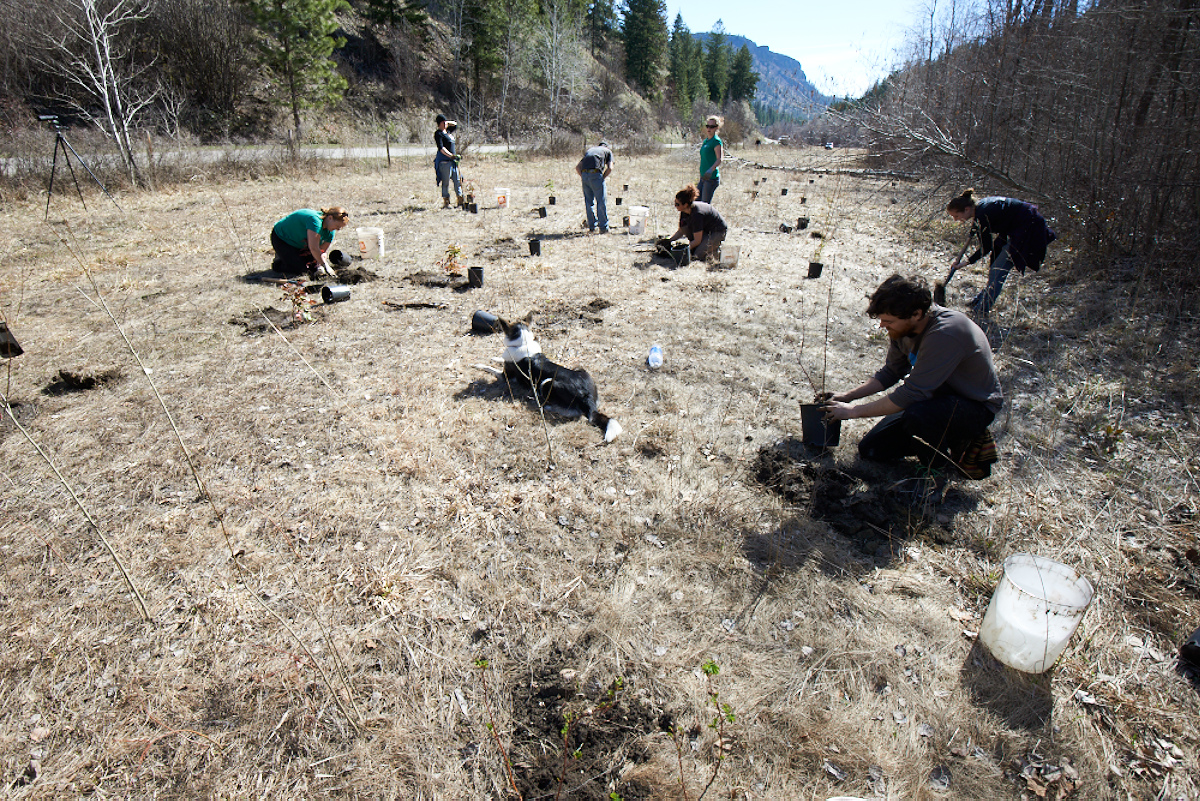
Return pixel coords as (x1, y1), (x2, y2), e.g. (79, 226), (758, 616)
(464, 180), (476, 206)
(545, 178), (556, 205)
(797, 278), (839, 448)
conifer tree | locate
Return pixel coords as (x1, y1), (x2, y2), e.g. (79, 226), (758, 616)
(622, 0), (668, 98)
(728, 43), (758, 101)
(704, 21), (731, 104)
(238, 0), (349, 140)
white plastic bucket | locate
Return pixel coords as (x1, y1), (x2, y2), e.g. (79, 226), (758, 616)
(495, 188), (510, 208)
(979, 553), (1094, 673)
(357, 227), (384, 259)
(627, 205), (648, 236)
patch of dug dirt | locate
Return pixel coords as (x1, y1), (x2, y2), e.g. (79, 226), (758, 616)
(528, 297), (612, 336)
(403, 270), (470, 290)
(508, 665), (664, 799)
(332, 264), (379, 284)
(752, 442), (920, 557)
(228, 306), (322, 335)
(43, 367), (123, 395)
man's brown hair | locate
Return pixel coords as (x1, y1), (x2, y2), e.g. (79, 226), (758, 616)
(866, 274), (933, 318)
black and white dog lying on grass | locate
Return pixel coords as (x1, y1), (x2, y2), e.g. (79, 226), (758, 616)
(475, 317), (622, 443)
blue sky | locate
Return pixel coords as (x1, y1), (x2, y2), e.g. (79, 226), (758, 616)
(666, 0), (921, 97)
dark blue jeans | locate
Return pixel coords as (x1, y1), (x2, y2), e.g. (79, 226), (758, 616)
(858, 394), (995, 471)
(698, 176), (719, 204)
(581, 172), (608, 231)
(970, 243), (1015, 316)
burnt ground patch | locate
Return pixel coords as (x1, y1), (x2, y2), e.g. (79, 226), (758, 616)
(506, 665), (665, 800)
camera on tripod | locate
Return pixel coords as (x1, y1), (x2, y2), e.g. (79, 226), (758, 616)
(38, 114), (60, 128)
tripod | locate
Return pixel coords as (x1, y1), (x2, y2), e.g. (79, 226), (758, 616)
(42, 115), (122, 220)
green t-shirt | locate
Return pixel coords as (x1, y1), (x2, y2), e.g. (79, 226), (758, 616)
(273, 209), (334, 250)
(700, 136), (722, 181)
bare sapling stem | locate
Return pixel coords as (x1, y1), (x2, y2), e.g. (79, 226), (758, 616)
(474, 659), (523, 800)
(1, 389), (152, 621)
(821, 265), (834, 397)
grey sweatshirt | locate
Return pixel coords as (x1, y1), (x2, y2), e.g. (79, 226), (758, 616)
(872, 306), (1003, 414)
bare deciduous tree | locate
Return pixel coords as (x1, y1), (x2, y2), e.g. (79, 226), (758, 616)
(38, 0), (157, 186)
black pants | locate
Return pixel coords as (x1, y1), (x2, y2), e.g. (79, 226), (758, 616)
(858, 394), (995, 472)
(271, 229), (315, 275)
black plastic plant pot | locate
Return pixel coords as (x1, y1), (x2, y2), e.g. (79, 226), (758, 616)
(548, 196), (556, 205)
(538, 206), (547, 218)
(467, 266), (483, 287)
(1182, 626), (1200, 666)
(615, 197), (622, 205)
(0, 322), (22, 358)
(780, 223), (793, 233)
(469, 203), (478, 213)
(781, 188), (788, 196)
(472, 309), (500, 334)
(801, 404), (841, 448)
(623, 184), (629, 191)
(528, 239), (541, 256)
(670, 243), (691, 267)
(801, 197), (807, 204)
(321, 284), (351, 303)
(807, 261), (823, 279)
(797, 217), (810, 230)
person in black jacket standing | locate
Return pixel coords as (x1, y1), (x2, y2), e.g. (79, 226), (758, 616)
(434, 114), (464, 209)
(946, 189), (1057, 316)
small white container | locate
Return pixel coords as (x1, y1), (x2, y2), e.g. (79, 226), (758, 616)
(356, 227), (384, 259)
(627, 205), (649, 235)
(979, 553), (1094, 673)
(495, 188), (510, 208)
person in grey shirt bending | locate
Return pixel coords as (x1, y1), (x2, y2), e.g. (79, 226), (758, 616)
(575, 141), (613, 233)
(824, 274), (1002, 472)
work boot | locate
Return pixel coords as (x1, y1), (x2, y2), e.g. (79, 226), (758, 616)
(442, 196), (450, 209)
(456, 195), (465, 209)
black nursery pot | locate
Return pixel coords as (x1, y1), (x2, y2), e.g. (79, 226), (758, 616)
(528, 239), (541, 256)
(797, 217), (810, 230)
(467, 266), (484, 287)
(321, 284), (351, 303)
(781, 188), (788, 196)
(807, 261), (824, 279)
(800, 404), (841, 448)
(538, 206), (547, 218)
(548, 196), (556, 205)
(469, 203), (478, 213)
(472, 309), (500, 334)
(615, 197), (622, 205)
(0, 322), (22, 358)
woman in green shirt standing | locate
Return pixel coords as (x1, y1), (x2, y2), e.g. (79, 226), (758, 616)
(698, 115), (724, 204)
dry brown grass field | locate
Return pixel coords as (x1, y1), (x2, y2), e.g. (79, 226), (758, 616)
(2, 145), (1198, 799)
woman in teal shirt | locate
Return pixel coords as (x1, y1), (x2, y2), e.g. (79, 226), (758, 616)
(698, 116), (724, 204)
(271, 206), (349, 276)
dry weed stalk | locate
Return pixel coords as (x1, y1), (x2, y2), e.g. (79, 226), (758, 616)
(41, 222), (364, 731)
(0, 389), (151, 620)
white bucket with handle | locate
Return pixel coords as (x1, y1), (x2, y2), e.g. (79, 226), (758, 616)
(357, 227), (384, 259)
(979, 553), (1094, 673)
(627, 205), (649, 236)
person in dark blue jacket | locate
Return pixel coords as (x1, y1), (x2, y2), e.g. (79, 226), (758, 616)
(946, 189), (1057, 316)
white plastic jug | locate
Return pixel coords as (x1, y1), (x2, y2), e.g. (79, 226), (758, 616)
(495, 188), (510, 208)
(979, 553), (1094, 673)
(357, 227), (384, 259)
(627, 205), (649, 235)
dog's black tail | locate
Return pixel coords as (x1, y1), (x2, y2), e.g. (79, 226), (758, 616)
(591, 412), (622, 442)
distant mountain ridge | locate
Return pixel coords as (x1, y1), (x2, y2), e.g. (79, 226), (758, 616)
(695, 32), (831, 121)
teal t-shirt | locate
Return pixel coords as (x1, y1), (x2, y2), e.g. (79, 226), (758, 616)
(273, 209), (334, 249)
(700, 136), (722, 181)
